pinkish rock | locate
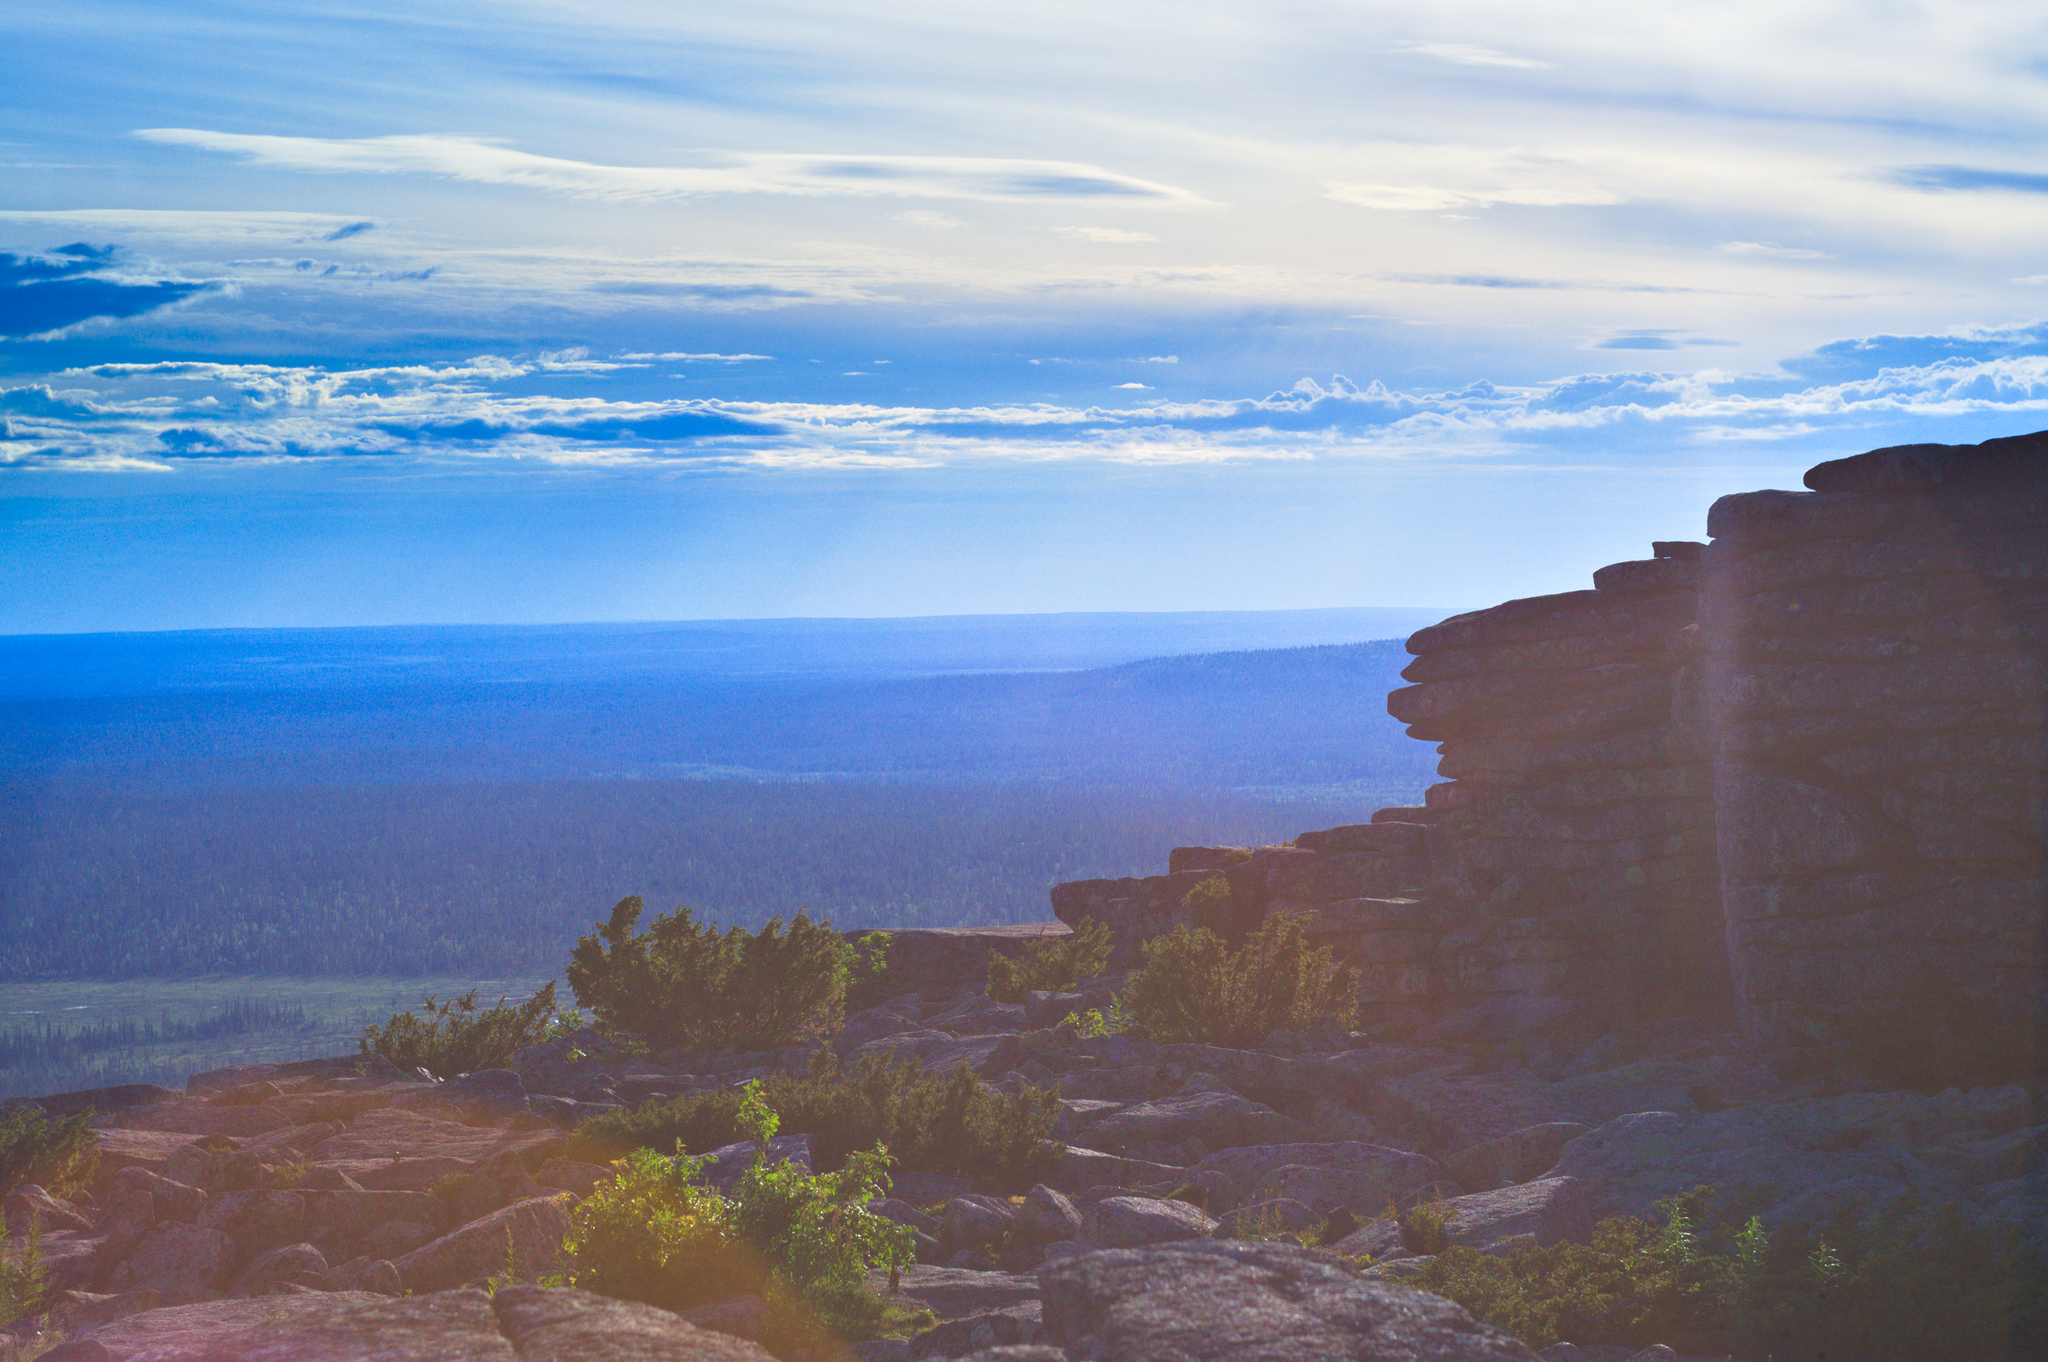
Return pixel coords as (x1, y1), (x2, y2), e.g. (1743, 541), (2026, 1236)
(105, 1222), (230, 1303)
(393, 1194), (573, 1294)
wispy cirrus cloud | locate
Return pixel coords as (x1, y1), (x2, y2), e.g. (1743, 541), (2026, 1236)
(1389, 41), (1552, 70)
(7, 323), (2045, 473)
(136, 130), (1212, 206)
(1719, 241), (1831, 260)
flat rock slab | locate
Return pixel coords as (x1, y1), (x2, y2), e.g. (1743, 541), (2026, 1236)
(304, 1108), (538, 1165)
(116, 1100), (293, 1139)
(93, 1130), (206, 1178)
(1183, 1142), (1445, 1216)
(1441, 1178), (1593, 1254)
(1548, 1110), (1923, 1227)
(871, 1265), (1040, 1322)
(1037, 1239), (1536, 1361)
(76, 1287), (775, 1361)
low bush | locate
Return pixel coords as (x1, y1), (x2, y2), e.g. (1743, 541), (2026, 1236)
(0, 1105), (97, 1199)
(567, 897), (851, 1051)
(568, 1082), (927, 1354)
(568, 1052), (1061, 1187)
(359, 984), (565, 1080)
(0, 1212), (48, 1331)
(1122, 915), (1357, 1048)
(986, 920), (1113, 1003)
(1412, 1186), (2048, 1361)
(843, 931), (897, 1013)
(1180, 875), (1237, 934)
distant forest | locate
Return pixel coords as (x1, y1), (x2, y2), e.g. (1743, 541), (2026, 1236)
(0, 780), (1379, 978)
(3, 641), (1430, 791)
(0, 638), (1437, 979)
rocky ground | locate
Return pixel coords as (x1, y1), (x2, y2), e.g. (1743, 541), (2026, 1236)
(6, 957), (2043, 1362)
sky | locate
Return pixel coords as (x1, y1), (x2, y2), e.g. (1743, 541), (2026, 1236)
(2, 0), (2046, 634)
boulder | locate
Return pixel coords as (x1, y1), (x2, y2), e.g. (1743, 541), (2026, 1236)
(1081, 1196), (1216, 1248)
(944, 1195), (1018, 1252)
(1083, 1090), (1306, 1157)
(104, 1222), (231, 1303)
(908, 1302), (1044, 1358)
(1445, 1124), (1594, 1192)
(1439, 1179), (1594, 1254)
(32, 1230), (105, 1293)
(327, 1256), (403, 1294)
(300, 1189), (449, 1259)
(1215, 1197), (1324, 1240)
(393, 1194), (574, 1294)
(535, 1160), (613, 1198)
(230, 1242), (329, 1295)
(1545, 1110), (1918, 1226)
(1014, 1185), (1083, 1245)
(1180, 1142), (1445, 1215)
(493, 1284), (778, 1360)
(305, 1107), (532, 1165)
(40, 1287), (162, 1338)
(698, 1135), (813, 1193)
(391, 1070), (531, 1125)
(445, 1149), (548, 1224)
(1036, 1238), (1536, 1360)
(871, 1264), (1041, 1324)
(90, 1129), (197, 1181)
(3, 1183), (96, 1235)
(71, 1285), (778, 1360)
(196, 1190), (306, 1269)
(1048, 1147), (1185, 1196)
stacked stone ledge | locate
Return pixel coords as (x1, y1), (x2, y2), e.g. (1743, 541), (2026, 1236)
(1051, 430), (2046, 1056)
(1051, 549), (1730, 1036)
(1699, 431), (2048, 1046)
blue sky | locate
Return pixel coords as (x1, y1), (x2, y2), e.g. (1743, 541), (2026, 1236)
(3, 0), (2046, 633)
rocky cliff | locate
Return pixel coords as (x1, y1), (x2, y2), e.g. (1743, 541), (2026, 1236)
(1052, 431), (2047, 1067)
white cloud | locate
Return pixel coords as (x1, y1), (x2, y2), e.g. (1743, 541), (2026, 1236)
(1325, 180), (1620, 211)
(9, 326), (2048, 474)
(136, 129), (1210, 206)
(1054, 226), (1161, 243)
(1390, 41), (1552, 70)
(1141, 356), (1179, 363)
(895, 211), (963, 229)
(2015, 275), (2048, 285)
(1115, 382), (1151, 389)
(1719, 241), (1832, 260)
(618, 352), (773, 362)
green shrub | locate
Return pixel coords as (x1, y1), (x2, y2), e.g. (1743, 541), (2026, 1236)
(1122, 915), (1357, 1048)
(0, 1105), (97, 1199)
(1412, 1186), (2048, 1361)
(0, 1211), (48, 1330)
(844, 931), (897, 1013)
(1180, 875), (1237, 934)
(567, 1082), (926, 1354)
(986, 920), (1113, 1003)
(1399, 1199), (1452, 1255)
(568, 1052), (1060, 1187)
(359, 984), (564, 1080)
(1063, 995), (1132, 1039)
(567, 897), (852, 1051)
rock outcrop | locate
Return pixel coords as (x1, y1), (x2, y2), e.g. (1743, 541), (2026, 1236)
(1051, 430), (2048, 1069)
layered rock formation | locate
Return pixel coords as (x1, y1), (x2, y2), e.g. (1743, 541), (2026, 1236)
(1699, 433), (2047, 1046)
(1051, 431), (2048, 1060)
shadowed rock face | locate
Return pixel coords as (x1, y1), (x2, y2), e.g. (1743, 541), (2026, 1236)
(1050, 429), (2048, 1081)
